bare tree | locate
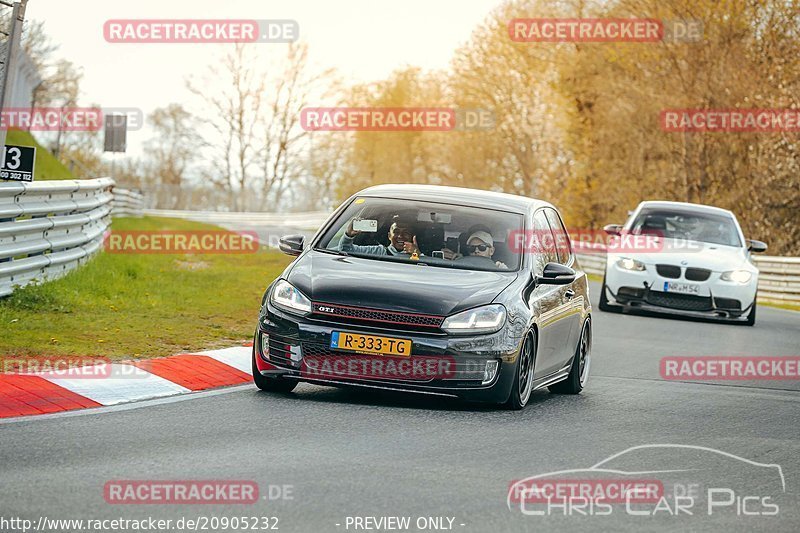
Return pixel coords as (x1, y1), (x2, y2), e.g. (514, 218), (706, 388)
(39, 59), (82, 158)
(187, 42), (331, 211)
(21, 19), (57, 73)
(258, 43), (334, 208)
(145, 104), (202, 209)
(187, 44), (264, 210)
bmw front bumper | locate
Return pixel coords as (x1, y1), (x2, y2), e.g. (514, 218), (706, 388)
(604, 259), (757, 321)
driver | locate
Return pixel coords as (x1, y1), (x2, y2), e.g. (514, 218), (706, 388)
(337, 215), (421, 256)
(465, 230), (508, 270)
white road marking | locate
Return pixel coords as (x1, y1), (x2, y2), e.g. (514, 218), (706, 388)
(42, 364), (191, 406)
(194, 346), (253, 374)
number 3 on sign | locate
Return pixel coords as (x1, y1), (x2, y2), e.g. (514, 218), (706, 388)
(0, 144), (36, 182)
(3, 146), (21, 170)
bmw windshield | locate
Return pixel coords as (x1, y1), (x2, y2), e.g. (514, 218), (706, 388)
(629, 209), (742, 247)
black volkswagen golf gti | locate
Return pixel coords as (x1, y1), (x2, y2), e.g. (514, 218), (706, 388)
(252, 185), (592, 409)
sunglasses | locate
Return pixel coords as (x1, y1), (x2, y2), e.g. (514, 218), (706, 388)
(467, 244), (490, 252)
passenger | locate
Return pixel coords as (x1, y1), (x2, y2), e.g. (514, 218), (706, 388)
(442, 223), (491, 260)
(338, 215), (421, 257)
(465, 230), (508, 270)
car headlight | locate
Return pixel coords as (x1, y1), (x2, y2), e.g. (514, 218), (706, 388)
(721, 270), (752, 284)
(270, 279), (312, 315)
(616, 257), (647, 271)
(441, 304), (506, 335)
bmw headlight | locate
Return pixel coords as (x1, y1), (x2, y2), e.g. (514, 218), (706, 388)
(616, 257), (647, 271)
(721, 270), (752, 284)
(441, 304), (506, 335)
(270, 279), (312, 315)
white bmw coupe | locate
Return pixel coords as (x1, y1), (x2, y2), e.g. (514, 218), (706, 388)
(599, 201), (767, 325)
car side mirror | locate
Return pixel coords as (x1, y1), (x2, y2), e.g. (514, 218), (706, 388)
(603, 224), (623, 236)
(279, 234), (304, 256)
(748, 239), (767, 253)
(536, 262), (576, 285)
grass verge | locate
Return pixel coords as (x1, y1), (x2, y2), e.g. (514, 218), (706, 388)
(0, 217), (292, 359)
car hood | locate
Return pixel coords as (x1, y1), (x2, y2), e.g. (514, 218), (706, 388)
(611, 239), (753, 272)
(286, 251), (519, 316)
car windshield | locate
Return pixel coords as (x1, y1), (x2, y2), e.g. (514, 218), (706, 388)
(629, 209), (741, 247)
(315, 197), (524, 272)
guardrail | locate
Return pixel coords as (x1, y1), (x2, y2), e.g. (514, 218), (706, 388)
(575, 248), (800, 305)
(0, 177), (114, 298)
(112, 188), (144, 217)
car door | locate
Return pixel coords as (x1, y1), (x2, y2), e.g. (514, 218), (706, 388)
(544, 208), (583, 369)
(528, 210), (573, 378)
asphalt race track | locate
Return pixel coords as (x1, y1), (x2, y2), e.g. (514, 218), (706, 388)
(2, 281), (799, 532)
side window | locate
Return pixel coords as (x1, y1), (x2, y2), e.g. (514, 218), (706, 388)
(532, 210), (558, 275)
(545, 208), (572, 265)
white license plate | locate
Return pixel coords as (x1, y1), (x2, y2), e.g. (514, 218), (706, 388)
(663, 282), (699, 294)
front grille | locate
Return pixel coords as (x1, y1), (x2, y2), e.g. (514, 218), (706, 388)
(646, 291), (712, 311)
(311, 302), (444, 330)
(301, 342), (335, 358)
(656, 264), (681, 279)
(685, 267), (711, 281)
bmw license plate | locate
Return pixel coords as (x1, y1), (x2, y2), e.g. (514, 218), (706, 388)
(663, 282), (700, 294)
(330, 331), (412, 357)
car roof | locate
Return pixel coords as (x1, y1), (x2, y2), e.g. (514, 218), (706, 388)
(636, 200), (735, 218)
(356, 184), (551, 214)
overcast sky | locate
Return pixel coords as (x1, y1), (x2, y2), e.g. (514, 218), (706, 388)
(26, 0), (501, 159)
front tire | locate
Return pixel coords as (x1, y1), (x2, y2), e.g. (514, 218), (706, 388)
(252, 343), (298, 393)
(549, 318), (591, 394)
(504, 332), (536, 410)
